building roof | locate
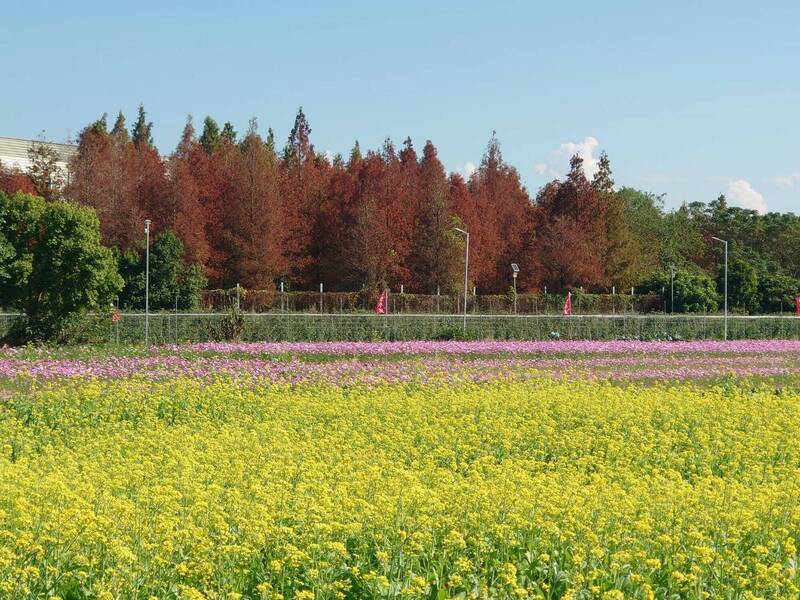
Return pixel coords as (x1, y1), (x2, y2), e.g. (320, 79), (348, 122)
(0, 136), (77, 171)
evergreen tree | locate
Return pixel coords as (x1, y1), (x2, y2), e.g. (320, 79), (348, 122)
(199, 117), (221, 154)
(349, 141), (362, 165)
(720, 257), (758, 313)
(115, 231), (206, 310)
(91, 113), (108, 135)
(592, 151), (614, 193)
(221, 122), (237, 144)
(131, 103), (153, 148)
(110, 111), (130, 142)
(177, 116), (196, 157)
(286, 107), (313, 164)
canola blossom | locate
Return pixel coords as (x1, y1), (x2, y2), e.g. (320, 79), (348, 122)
(2, 373), (800, 599)
(2, 343), (800, 599)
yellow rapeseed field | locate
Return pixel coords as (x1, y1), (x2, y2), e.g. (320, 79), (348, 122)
(2, 377), (800, 599)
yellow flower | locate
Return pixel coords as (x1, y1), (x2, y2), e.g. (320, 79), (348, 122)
(499, 563), (517, 586)
(407, 576), (429, 595)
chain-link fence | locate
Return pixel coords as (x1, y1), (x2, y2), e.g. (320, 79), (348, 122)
(1, 312), (793, 344)
(200, 289), (665, 314)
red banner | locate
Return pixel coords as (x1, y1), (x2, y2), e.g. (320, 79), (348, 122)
(563, 292), (572, 316)
(796, 297), (800, 316)
(375, 289), (387, 315)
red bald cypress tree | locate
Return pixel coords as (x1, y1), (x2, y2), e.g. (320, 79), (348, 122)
(67, 115), (145, 249)
(409, 141), (461, 293)
(465, 133), (534, 292)
(279, 108), (328, 287)
(220, 119), (283, 289)
(164, 117), (211, 268)
(533, 155), (608, 290)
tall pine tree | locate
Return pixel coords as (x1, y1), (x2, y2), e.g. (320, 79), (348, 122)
(199, 117), (221, 154)
(131, 103), (153, 148)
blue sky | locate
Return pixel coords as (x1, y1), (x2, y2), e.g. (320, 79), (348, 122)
(3, 1), (798, 213)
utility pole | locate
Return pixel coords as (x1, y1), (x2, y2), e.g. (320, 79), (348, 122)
(511, 263), (519, 314)
(144, 219), (151, 347)
(454, 228), (469, 331)
(670, 264), (676, 314)
(711, 237), (728, 341)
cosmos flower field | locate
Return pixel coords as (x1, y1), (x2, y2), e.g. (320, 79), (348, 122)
(1, 341), (800, 599)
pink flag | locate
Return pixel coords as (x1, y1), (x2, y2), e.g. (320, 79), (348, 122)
(375, 289), (387, 314)
(563, 291), (572, 316)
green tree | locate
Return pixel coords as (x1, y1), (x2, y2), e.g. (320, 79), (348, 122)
(349, 140), (362, 165)
(640, 268), (718, 313)
(0, 192), (45, 303)
(110, 111), (130, 142)
(0, 192), (122, 341)
(116, 230), (206, 310)
(221, 122), (237, 144)
(757, 269), (799, 313)
(285, 107), (313, 164)
(200, 116), (221, 154)
(86, 113), (108, 137)
(131, 103), (154, 148)
(591, 151), (614, 193)
(719, 258), (758, 313)
(265, 127), (276, 153)
(662, 204), (705, 267)
(617, 188), (665, 270)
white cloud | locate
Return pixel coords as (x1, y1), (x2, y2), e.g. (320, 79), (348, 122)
(323, 149), (334, 164)
(727, 179), (767, 213)
(535, 136), (601, 180)
(457, 162), (476, 178)
(770, 173), (800, 189)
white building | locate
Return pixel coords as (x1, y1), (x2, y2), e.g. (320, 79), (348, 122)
(0, 136), (77, 183)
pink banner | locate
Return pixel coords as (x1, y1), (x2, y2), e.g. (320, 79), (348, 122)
(375, 289), (387, 314)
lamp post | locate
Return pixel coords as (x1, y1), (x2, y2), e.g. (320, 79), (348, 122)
(511, 263), (519, 314)
(144, 219), (151, 347)
(670, 264), (676, 314)
(454, 228), (469, 331)
(711, 237), (728, 341)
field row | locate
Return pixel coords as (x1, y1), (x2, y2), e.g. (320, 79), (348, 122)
(2, 376), (800, 598)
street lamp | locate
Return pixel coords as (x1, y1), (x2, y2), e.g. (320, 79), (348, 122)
(511, 263), (519, 314)
(454, 227), (469, 331)
(711, 236), (728, 341)
(670, 264), (676, 314)
(144, 219), (151, 347)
